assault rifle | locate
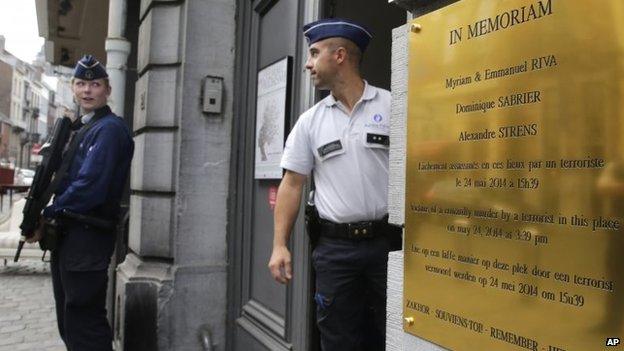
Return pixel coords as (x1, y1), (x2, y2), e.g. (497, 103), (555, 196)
(14, 116), (73, 262)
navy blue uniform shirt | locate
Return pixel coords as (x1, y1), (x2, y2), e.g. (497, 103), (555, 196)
(44, 105), (134, 221)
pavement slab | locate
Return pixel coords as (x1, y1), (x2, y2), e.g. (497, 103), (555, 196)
(0, 260), (65, 351)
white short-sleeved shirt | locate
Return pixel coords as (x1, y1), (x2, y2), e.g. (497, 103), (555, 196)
(281, 81), (391, 223)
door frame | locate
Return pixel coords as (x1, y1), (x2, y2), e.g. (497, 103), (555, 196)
(227, 0), (323, 350)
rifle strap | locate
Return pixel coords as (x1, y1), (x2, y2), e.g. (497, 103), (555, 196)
(40, 111), (106, 209)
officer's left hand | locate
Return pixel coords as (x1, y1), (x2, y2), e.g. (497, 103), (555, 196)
(25, 217), (45, 243)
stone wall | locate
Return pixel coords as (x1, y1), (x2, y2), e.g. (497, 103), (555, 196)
(115, 0), (236, 349)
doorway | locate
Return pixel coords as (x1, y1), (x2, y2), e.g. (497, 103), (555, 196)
(228, 1), (406, 350)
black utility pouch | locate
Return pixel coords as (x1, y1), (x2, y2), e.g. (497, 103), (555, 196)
(39, 220), (60, 251)
(305, 191), (321, 247)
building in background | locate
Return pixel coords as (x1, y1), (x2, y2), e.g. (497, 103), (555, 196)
(53, 71), (75, 123)
(0, 37), (13, 162)
(0, 35), (62, 169)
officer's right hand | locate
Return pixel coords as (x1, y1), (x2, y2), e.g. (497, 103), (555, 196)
(268, 245), (292, 284)
(25, 216), (45, 243)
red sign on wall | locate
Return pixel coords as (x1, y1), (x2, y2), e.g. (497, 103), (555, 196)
(268, 185), (278, 210)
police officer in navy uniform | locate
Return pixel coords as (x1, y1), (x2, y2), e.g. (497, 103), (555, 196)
(28, 55), (134, 350)
(268, 19), (400, 351)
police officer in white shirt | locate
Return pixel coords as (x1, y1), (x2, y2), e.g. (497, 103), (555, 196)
(268, 18), (401, 351)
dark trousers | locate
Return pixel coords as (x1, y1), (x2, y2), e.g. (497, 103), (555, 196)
(51, 250), (113, 351)
(312, 236), (390, 351)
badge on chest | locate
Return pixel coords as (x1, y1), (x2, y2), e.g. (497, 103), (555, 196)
(317, 140), (343, 157)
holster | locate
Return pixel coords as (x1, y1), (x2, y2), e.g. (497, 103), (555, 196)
(305, 203), (321, 247)
(39, 220), (61, 252)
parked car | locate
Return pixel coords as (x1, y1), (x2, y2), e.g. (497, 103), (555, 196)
(14, 168), (35, 186)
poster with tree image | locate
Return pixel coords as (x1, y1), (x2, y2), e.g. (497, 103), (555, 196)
(254, 57), (291, 179)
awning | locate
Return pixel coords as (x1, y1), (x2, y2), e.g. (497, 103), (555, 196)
(35, 0), (109, 67)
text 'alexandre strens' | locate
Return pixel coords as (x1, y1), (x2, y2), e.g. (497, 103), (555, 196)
(449, 0), (553, 45)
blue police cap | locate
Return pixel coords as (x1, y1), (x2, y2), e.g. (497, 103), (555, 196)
(73, 55), (108, 80)
(303, 18), (372, 53)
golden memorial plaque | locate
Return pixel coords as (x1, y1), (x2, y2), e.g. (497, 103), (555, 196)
(404, 0), (624, 350)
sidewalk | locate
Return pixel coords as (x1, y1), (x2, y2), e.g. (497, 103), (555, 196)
(0, 260), (65, 351)
(0, 193), (11, 223)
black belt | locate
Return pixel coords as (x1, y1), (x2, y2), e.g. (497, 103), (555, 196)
(60, 209), (116, 230)
(318, 216), (396, 240)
